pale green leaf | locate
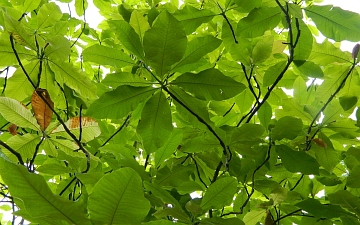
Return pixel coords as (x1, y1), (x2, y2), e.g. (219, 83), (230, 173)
(0, 97), (40, 131)
(37, 3), (62, 30)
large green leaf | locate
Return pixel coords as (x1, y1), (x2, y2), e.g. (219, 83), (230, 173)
(4, 14), (36, 50)
(129, 10), (150, 40)
(143, 10), (187, 78)
(276, 145), (319, 175)
(87, 86), (156, 119)
(137, 91), (173, 154)
(172, 68), (245, 101)
(329, 190), (360, 217)
(171, 35), (222, 71)
(0, 97), (40, 131)
(37, 3), (62, 30)
(293, 20), (313, 60)
(82, 44), (134, 68)
(6, 134), (39, 159)
(271, 116), (303, 140)
(308, 40), (352, 65)
(107, 20), (145, 60)
(49, 60), (97, 99)
(88, 167), (150, 224)
(0, 158), (91, 224)
(200, 177), (237, 211)
(313, 145), (339, 173)
(305, 5), (360, 42)
(237, 7), (281, 38)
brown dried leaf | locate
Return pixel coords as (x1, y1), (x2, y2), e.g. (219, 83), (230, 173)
(264, 211), (275, 225)
(8, 124), (17, 136)
(312, 138), (327, 148)
(31, 88), (54, 131)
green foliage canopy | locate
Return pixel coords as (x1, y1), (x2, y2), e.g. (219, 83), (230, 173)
(0, 0), (359, 224)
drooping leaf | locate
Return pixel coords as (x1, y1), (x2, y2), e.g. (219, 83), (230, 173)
(87, 86), (156, 119)
(143, 10), (187, 78)
(82, 44), (134, 68)
(200, 177), (237, 211)
(0, 97), (40, 131)
(137, 91), (173, 154)
(276, 145), (319, 175)
(172, 68), (245, 101)
(88, 167), (150, 224)
(0, 158), (91, 224)
(31, 88), (54, 131)
(50, 116), (101, 143)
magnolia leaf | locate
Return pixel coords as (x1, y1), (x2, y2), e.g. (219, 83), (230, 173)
(31, 89), (54, 131)
(50, 116), (100, 143)
(0, 97), (40, 131)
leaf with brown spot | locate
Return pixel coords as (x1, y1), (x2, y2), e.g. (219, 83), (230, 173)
(50, 117), (101, 143)
(8, 124), (17, 135)
(312, 138), (327, 148)
(31, 88), (54, 131)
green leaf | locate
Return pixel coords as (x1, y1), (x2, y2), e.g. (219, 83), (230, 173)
(5, 134), (39, 159)
(155, 128), (183, 168)
(137, 91), (173, 154)
(269, 186), (287, 205)
(172, 35), (222, 71)
(293, 20), (313, 60)
(172, 68), (245, 101)
(144, 181), (182, 209)
(243, 209), (266, 225)
(74, 0), (88, 16)
(4, 14), (36, 50)
(252, 35), (274, 64)
(143, 10), (187, 78)
(329, 190), (360, 217)
(173, 5), (216, 34)
(305, 5), (360, 42)
(37, 3), (62, 30)
(49, 60), (97, 99)
(44, 36), (70, 61)
(237, 7), (281, 38)
(230, 124), (265, 154)
(82, 44), (134, 68)
(21, 0), (41, 12)
(271, 116), (303, 140)
(200, 177), (237, 211)
(0, 97), (40, 131)
(199, 217), (245, 225)
(313, 145), (339, 173)
(0, 158), (91, 224)
(5, 61), (38, 101)
(346, 165), (360, 188)
(263, 60), (287, 87)
(129, 10), (150, 40)
(276, 145), (319, 175)
(107, 20), (145, 60)
(257, 101), (272, 129)
(36, 163), (74, 175)
(101, 72), (152, 88)
(296, 198), (352, 219)
(88, 167), (150, 224)
(87, 86), (156, 119)
(294, 60), (324, 78)
(309, 40), (351, 65)
(339, 96), (358, 111)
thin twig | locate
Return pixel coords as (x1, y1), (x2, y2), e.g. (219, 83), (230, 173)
(101, 114), (131, 147)
(0, 140), (24, 165)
